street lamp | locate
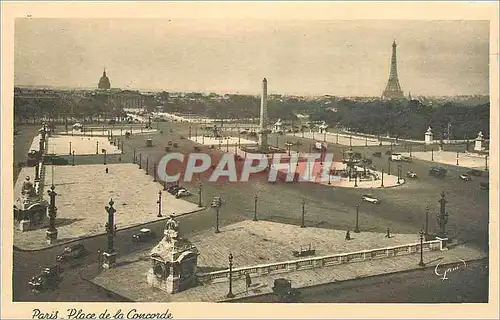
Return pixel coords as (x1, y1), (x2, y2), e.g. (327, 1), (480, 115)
(431, 148), (434, 161)
(188, 126), (192, 139)
(69, 141), (72, 155)
(133, 148), (136, 164)
(96, 141), (99, 155)
(425, 206), (429, 238)
(397, 164), (401, 184)
(354, 172), (358, 187)
(388, 157), (391, 175)
(153, 163), (157, 182)
(103, 149), (107, 165)
(418, 230), (425, 267)
(146, 157), (149, 175)
(46, 185), (58, 243)
(253, 194), (258, 221)
(227, 253), (235, 298)
(198, 181), (202, 207)
(215, 204), (221, 233)
(381, 169), (384, 187)
(456, 151), (459, 166)
(139, 153), (142, 169)
(485, 155), (488, 171)
(72, 151), (75, 166)
(301, 199), (306, 228)
(157, 190), (163, 217)
(355, 204), (360, 233)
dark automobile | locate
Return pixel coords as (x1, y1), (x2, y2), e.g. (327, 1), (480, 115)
(132, 228), (155, 242)
(467, 169), (483, 177)
(272, 278), (301, 302)
(406, 171), (418, 179)
(372, 152), (382, 157)
(56, 244), (88, 262)
(28, 265), (62, 291)
(429, 166), (447, 178)
(459, 173), (472, 181)
(43, 154), (69, 165)
(480, 182), (489, 190)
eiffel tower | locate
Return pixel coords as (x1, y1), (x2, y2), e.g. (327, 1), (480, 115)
(382, 41), (405, 100)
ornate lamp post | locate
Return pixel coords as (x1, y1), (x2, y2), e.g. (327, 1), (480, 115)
(226, 253), (235, 298)
(198, 181), (203, 207)
(436, 192), (449, 241)
(146, 157), (149, 175)
(153, 163), (157, 182)
(46, 185), (58, 244)
(103, 199), (118, 269)
(381, 169), (385, 187)
(397, 164), (401, 184)
(253, 194), (258, 221)
(485, 155), (488, 171)
(103, 149), (107, 165)
(157, 190), (163, 217)
(72, 151), (75, 166)
(215, 198), (221, 234)
(139, 153), (142, 169)
(354, 204), (360, 233)
(431, 148), (434, 161)
(133, 148), (136, 164)
(456, 151), (459, 166)
(425, 206), (429, 238)
(69, 141), (72, 155)
(418, 230), (425, 267)
(96, 141), (99, 155)
(301, 199), (306, 228)
(195, 127), (198, 142)
(388, 157), (391, 175)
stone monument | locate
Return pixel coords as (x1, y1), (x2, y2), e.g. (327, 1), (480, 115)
(147, 215), (199, 294)
(424, 127), (433, 145)
(13, 176), (49, 231)
(474, 131), (485, 152)
(272, 119), (284, 134)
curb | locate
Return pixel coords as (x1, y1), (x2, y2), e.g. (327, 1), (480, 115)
(221, 256), (488, 303)
(13, 207), (207, 253)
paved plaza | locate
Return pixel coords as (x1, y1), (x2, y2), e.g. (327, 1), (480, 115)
(401, 151), (489, 170)
(13, 164), (203, 250)
(288, 132), (393, 146)
(32, 135), (122, 156)
(90, 219), (485, 302)
(189, 136), (257, 146)
(58, 128), (158, 137)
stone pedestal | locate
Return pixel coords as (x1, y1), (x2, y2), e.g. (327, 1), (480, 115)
(102, 251), (118, 269)
(474, 132), (485, 152)
(46, 229), (58, 244)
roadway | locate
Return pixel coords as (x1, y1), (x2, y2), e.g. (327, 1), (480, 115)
(12, 121), (490, 302)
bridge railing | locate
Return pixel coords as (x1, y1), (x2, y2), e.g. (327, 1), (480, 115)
(197, 239), (443, 284)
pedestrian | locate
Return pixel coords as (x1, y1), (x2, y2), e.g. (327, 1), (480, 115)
(245, 272), (252, 292)
(345, 230), (351, 241)
(385, 228), (391, 238)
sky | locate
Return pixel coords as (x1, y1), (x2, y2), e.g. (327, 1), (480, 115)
(14, 19), (490, 96)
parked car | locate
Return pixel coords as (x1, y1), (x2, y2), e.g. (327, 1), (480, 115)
(167, 185), (183, 195)
(29, 265), (62, 291)
(401, 156), (412, 163)
(132, 228), (155, 242)
(459, 173), (472, 181)
(240, 130), (248, 134)
(372, 152), (382, 157)
(429, 166), (447, 179)
(56, 244), (88, 262)
(467, 169), (483, 177)
(175, 189), (191, 199)
(362, 194), (381, 204)
(211, 196), (222, 208)
(479, 182), (489, 190)
(406, 171), (418, 179)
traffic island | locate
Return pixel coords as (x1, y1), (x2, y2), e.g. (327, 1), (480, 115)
(87, 220), (485, 302)
(13, 163), (204, 251)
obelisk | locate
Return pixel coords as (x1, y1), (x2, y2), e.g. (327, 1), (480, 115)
(259, 78), (268, 150)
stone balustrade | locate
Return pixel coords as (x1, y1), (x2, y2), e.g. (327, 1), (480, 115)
(197, 239), (443, 284)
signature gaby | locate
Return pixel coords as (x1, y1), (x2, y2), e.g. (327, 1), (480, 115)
(434, 260), (467, 281)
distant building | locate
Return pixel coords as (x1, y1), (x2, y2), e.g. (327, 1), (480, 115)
(98, 69), (111, 90)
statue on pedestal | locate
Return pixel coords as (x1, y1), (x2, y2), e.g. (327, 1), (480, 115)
(14, 177), (49, 232)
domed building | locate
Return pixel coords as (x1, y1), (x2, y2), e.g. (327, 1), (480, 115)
(98, 69), (111, 90)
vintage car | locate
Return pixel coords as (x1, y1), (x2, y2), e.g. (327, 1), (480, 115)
(28, 265), (62, 291)
(175, 189), (191, 199)
(372, 151), (382, 158)
(272, 278), (301, 302)
(56, 244), (88, 262)
(429, 166), (447, 179)
(132, 228), (155, 242)
(459, 173), (472, 181)
(362, 194), (381, 204)
(406, 171), (418, 179)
